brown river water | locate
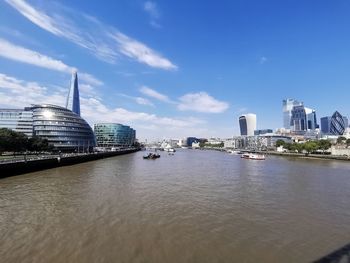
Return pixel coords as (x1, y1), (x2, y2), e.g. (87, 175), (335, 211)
(1, 149), (350, 262)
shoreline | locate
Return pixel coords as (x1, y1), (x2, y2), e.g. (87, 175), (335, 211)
(201, 147), (350, 162)
(249, 150), (350, 162)
(0, 148), (140, 178)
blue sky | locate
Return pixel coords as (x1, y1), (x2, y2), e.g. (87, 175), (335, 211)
(0, 0), (349, 140)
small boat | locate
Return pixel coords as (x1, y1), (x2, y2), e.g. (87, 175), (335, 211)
(143, 153), (161, 159)
(241, 153), (265, 160)
(164, 144), (176, 152)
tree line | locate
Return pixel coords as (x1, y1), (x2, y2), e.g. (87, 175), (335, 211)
(0, 128), (52, 153)
(276, 139), (333, 154)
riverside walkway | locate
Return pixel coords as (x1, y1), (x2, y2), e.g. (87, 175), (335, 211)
(0, 148), (140, 178)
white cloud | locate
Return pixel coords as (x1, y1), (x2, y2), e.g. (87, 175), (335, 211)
(5, 0), (176, 70)
(118, 93), (154, 107)
(0, 73), (66, 107)
(144, 1), (160, 19)
(144, 1), (161, 28)
(135, 97), (154, 106)
(178, 92), (229, 113)
(0, 38), (103, 86)
(113, 32), (176, 70)
(139, 86), (172, 103)
(0, 73), (205, 140)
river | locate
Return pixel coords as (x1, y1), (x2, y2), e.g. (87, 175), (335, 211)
(1, 149), (350, 262)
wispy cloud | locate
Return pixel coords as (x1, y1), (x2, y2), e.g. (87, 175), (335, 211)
(178, 92), (229, 113)
(0, 38), (103, 86)
(118, 93), (154, 107)
(0, 73), (204, 138)
(113, 32), (176, 70)
(139, 86), (173, 103)
(144, 1), (161, 28)
(260, 56), (267, 64)
(0, 73), (66, 107)
(5, 0), (177, 70)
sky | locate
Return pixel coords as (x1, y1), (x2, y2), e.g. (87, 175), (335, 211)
(0, 0), (349, 141)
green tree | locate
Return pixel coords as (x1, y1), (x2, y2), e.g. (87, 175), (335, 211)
(318, 139), (331, 153)
(304, 141), (318, 154)
(275, 139), (285, 147)
(346, 139), (350, 147)
(27, 136), (51, 151)
(337, 136), (346, 144)
(0, 128), (28, 153)
(290, 143), (304, 153)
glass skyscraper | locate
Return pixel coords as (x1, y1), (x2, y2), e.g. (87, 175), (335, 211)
(94, 123), (136, 147)
(290, 105), (318, 134)
(239, 113), (256, 136)
(330, 111), (348, 135)
(66, 71), (80, 116)
(282, 98), (303, 129)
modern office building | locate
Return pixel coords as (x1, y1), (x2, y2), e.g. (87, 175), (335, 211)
(32, 104), (95, 151)
(254, 129), (273, 135)
(0, 104), (95, 151)
(94, 123), (136, 147)
(321, 111), (348, 135)
(290, 105), (318, 134)
(239, 113), (257, 136)
(66, 71), (80, 116)
(0, 108), (33, 137)
(320, 116), (332, 134)
(282, 98), (303, 129)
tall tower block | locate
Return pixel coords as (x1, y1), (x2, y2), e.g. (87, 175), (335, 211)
(66, 71), (81, 116)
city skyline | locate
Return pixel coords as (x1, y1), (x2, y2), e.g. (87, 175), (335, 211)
(1, 0), (350, 140)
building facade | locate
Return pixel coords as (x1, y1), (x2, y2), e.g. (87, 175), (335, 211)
(290, 105), (318, 134)
(0, 105), (95, 151)
(282, 98), (303, 129)
(94, 123), (136, 147)
(328, 111), (348, 135)
(66, 71), (80, 116)
(0, 108), (33, 137)
(32, 104), (95, 151)
(254, 129), (273, 135)
(320, 116), (332, 134)
(239, 113), (256, 136)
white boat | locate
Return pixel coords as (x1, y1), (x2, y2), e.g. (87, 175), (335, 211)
(241, 153), (266, 160)
(227, 150), (239, 155)
(164, 144), (176, 152)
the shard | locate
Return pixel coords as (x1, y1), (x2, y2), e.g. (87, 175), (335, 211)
(66, 71), (80, 116)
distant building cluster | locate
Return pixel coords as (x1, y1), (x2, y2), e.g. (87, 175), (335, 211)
(0, 72), (136, 152)
(160, 97), (350, 153)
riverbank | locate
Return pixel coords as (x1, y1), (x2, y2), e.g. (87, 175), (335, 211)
(0, 148), (140, 178)
(254, 150), (350, 161)
(200, 147), (350, 161)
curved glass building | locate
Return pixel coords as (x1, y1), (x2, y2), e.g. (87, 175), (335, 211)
(31, 104), (95, 151)
(239, 114), (256, 136)
(94, 123), (136, 147)
(330, 111), (348, 135)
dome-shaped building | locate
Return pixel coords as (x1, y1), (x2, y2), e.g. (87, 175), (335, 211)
(31, 104), (95, 152)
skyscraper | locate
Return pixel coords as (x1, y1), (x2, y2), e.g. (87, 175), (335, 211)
(282, 98), (303, 129)
(330, 111), (348, 135)
(66, 71), (81, 116)
(320, 116), (332, 134)
(290, 105), (318, 134)
(239, 113), (257, 136)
